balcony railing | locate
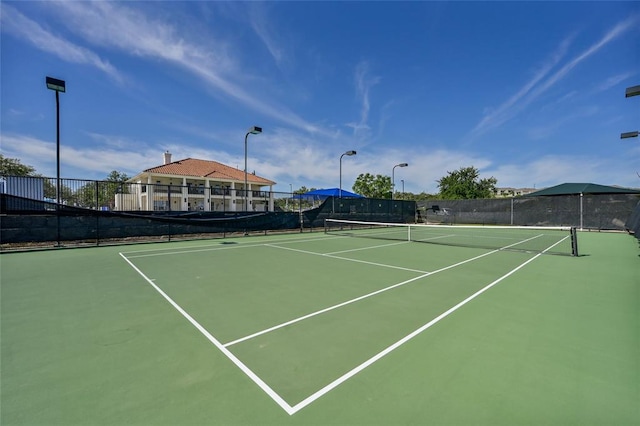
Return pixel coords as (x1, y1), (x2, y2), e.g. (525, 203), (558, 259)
(187, 187), (205, 195)
(153, 186), (182, 194)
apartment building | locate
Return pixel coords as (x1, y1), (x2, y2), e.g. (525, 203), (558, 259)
(127, 152), (276, 212)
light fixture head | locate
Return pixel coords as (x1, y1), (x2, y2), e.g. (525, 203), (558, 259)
(621, 131), (639, 139)
(397, 163), (408, 167)
(248, 126), (263, 135)
(625, 85), (640, 98)
(344, 150), (357, 156)
(46, 76), (66, 93)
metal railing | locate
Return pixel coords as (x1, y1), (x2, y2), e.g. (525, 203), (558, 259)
(0, 175), (306, 213)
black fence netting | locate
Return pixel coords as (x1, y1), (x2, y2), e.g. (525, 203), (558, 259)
(0, 194), (415, 248)
(302, 197), (416, 227)
(0, 194), (300, 246)
(624, 200), (640, 240)
(417, 194), (640, 230)
(4, 190), (637, 249)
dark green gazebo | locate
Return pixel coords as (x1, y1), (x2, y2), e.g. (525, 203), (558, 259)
(525, 183), (640, 197)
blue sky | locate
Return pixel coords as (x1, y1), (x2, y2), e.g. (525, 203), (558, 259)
(1, 1), (639, 194)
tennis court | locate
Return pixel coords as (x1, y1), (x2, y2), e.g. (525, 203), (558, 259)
(1, 225), (638, 425)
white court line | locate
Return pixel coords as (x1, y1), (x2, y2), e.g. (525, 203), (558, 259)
(118, 252), (296, 415)
(124, 235), (343, 259)
(225, 233), (547, 347)
(121, 232), (563, 415)
(223, 237), (536, 348)
(288, 235), (570, 414)
(223, 272), (431, 348)
(325, 240), (409, 255)
(413, 233), (457, 242)
(265, 243), (430, 274)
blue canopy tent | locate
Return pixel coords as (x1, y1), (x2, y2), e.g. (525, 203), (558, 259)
(293, 188), (364, 200)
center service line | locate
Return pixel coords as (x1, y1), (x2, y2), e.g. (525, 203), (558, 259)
(223, 240), (526, 348)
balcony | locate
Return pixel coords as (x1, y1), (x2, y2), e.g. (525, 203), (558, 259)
(187, 187), (205, 195)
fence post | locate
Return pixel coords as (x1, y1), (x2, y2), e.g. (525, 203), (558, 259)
(510, 198), (514, 225)
(95, 180), (100, 246)
(580, 193), (584, 230)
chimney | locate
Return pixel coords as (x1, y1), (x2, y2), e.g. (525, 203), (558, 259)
(163, 151), (172, 165)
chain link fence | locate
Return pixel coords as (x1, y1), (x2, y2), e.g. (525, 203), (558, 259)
(417, 194), (639, 230)
(2, 175), (637, 249)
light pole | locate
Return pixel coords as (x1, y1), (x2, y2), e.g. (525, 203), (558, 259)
(46, 76), (65, 246)
(339, 150), (356, 198)
(46, 77), (66, 207)
(244, 126), (262, 212)
(392, 163), (408, 200)
(401, 179), (405, 197)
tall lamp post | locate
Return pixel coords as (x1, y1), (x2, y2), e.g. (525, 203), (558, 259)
(244, 126), (262, 212)
(392, 163), (408, 200)
(45, 77), (66, 207)
(339, 150), (357, 198)
(46, 76), (65, 246)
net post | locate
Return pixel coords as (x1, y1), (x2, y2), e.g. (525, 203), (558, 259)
(570, 227), (579, 256)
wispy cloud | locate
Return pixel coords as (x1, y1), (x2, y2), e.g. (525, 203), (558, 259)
(45, 1), (325, 135)
(527, 105), (599, 140)
(346, 61), (381, 138)
(0, 3), (124, 83)
(488, 154), (638, 189)
(248, 3), (287, 68)
(0, 133), (152, 178)
(470, 34), (573, 137)
(529, 15), (638, 98)
(3, 127), (637, 192)
(470, 15), (639, 138)
(594, 71), (636, 93)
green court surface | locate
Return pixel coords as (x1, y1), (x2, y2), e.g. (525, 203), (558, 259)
(1, 230), (638, 425)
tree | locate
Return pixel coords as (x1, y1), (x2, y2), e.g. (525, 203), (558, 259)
(437, 166), (497, 199)
(412, 191), (437, 201)
(294, 186), (317, 195)
(77, 170), (131, 209)
(0, 155), (36, 176)
(105, 170), (130, 182)
(352, 173), (392, 198)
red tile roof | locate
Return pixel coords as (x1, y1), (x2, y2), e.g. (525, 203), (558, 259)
(141, 158), (275, 185)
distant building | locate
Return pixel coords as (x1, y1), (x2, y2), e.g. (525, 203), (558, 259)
(0, 176), (45, 200)
(494, 187), (538, 198)
(127, 151), (276, 212)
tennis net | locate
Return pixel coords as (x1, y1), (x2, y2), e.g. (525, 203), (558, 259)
(324, 219), (579, 256)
